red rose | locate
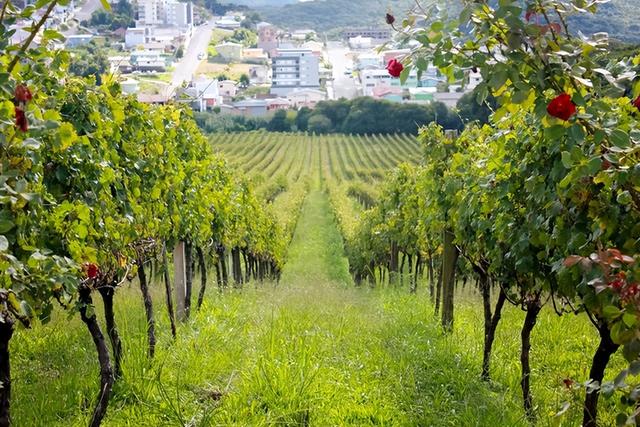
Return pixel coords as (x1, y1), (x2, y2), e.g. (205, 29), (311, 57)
(385, 13), (395, 25)
(86, 263), (99, 279)
(387, 59), (404, 78)
(632, 95), (640, 111)
(547, 93), (576, 121)
(15, 107), (28, 132)
(14, 84), (32, 103)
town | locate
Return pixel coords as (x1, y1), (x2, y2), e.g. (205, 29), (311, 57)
(9, 0), (481, 118)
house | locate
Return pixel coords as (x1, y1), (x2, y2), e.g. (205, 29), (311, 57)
(65, 34), (94, 48)
(301, 41), (323, 56)
(179, 77), (222, 112)
(218, 80), (238, 99)
(130, 49), (167, 71)
(233, 99), (268, 117)
(349, 36), (372, 50)
(215, 42), (243, 61)
(215, 17), (241, 30)
(286, 89), (326, 109)
(243, 48), (268, 61)
(271, 48), (320, 96)
(355, 53), (380, 70)
(120, 78), (140, 95)
(360, 68), (441, 97)
(125, 27), (151, 48)
(291, 29), (316, 41)
(249, 66), (270, 85)
(108, 55), (133, 73)
(267, 97), (291, 111)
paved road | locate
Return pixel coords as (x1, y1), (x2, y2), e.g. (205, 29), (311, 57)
(170, 22), (213, 91)
(326, 41), (358, 100)
(74, 0), (102, 23)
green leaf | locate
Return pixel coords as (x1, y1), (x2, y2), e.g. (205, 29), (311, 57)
(604, 305), (622, 319)
(0, 219), (14, 233)
(561, 151), (572, 168)
(100, 0), (111, 11)
(0, 235), (8, 252)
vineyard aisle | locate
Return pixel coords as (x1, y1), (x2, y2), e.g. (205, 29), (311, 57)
(279, 189), (352, 286)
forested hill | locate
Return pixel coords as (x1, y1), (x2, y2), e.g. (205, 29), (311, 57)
(227, 0), (639, 43)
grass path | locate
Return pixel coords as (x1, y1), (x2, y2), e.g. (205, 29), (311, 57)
(10, 189), (622, 426)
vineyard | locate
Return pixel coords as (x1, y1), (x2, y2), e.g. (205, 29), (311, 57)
(3, 0), (640, 426)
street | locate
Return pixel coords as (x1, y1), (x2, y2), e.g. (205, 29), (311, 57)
(74, 0), (102, 24)
(169, 22), (214, 93)
(326, 41), (358, 100)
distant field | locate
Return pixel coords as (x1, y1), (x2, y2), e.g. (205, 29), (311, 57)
(210, 131), (422, 187)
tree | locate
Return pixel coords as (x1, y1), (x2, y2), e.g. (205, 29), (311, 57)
(267, 110), (291, 132)
(68, 42), (110, 85)
(295, 107), (312, 131)
(239, 73), (250, 88)
(307, 114), (332, 134)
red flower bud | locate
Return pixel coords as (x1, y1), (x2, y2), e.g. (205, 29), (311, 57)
(632, 95), (640, 111)
(385, 13), (395, 25)
(15, 107), (28, 132)
(547, 93), (576, 121)
(85, 263), (99, 279)
(14, 84), (32, 103)
(386, 59), (404, 78)
(525, 10), (535, 22)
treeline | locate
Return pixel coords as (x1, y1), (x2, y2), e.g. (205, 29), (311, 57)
(195, 96), (487, 135)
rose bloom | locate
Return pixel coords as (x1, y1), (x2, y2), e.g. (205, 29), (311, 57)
(15, 107), (28, 132)
(386, 59), (404, 78)
(547, 93), (576, 121)
(633, 95), (640, 111)
(14, 84), (32, 103)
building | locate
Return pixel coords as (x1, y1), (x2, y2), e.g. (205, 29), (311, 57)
(120, 78), (140, 95)
(233, 99), (268, 116)
(286, 89), (326, 109)
(215, 17), (241, 30)
(355, 53), (380, 70)
(243, 48), (268, 61)
(165, 0), (192, 27)
(125, 27), (151, 48)
(267, 97), (291, 111)
(343, 28), (391, 42)
(130, 49), (167, 71)
(360, 68), (443, 97)
(218, 80), (238, 99)
(180, 77), (222, 112)
(349, 36), (372, 50)
(137, 0), (192, 28)
(249, 65), (270, 85)
(137, 0), (164, 26)
(271, 48), (320, 96)
(257, 22), (278, 57)
(215, 42), (243, 61)
(65, 34), (94, 48)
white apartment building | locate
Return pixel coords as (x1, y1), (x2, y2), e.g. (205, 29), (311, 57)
(137, 0), (192, 27)
(270, 48), (320, 96)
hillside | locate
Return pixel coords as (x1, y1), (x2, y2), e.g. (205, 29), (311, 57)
(250, 0), (638, 43)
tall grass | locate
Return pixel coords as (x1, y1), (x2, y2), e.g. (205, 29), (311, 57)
(10, 190), (625, 426)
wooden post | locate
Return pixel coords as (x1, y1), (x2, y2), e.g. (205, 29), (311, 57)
(173, 242), (187, 321)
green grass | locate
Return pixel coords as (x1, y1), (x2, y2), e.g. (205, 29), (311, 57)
(9, 190), (626, 426)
